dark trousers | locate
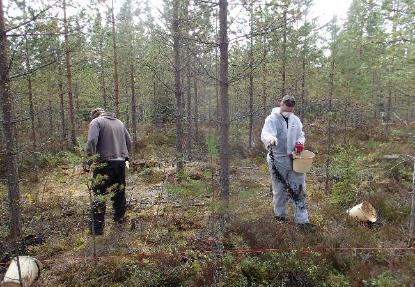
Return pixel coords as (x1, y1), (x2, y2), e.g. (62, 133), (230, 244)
(91, 161), (126, 234)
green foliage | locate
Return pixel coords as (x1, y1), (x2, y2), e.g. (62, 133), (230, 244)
(329, 146), (362, 206)
(166, 174), (210, 198)
(24, 151), (82, 169)
(362, 271), (404, 287)
(140, 168), (164, 184)
(206, 133), (219, 160)
(325, 272), (351, 287)
(222, 251), (331, 286)
(384, 160), (413, 184)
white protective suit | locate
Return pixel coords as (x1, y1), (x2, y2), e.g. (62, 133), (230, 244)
(261, 107), (309, 223)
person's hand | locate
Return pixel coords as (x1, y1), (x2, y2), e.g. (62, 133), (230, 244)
(295, 142), (304, 153)
(266, 137), (277, 148)
(125, 161), (130, 170)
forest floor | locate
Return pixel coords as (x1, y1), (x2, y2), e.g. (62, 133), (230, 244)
(1, 122), (415, 286)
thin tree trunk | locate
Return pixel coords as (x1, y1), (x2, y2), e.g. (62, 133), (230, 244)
(218, 0), (229, 209)
(48, 91), (53, 137)
(300, 11), (308, 122)
(111, 0), (120, 116)
(208, 78), (212, 125)
(172, 0), (184, 175)
(343, 91), (349, 145)
(215, 12), (219, 131)
(186, 56), (192, 160)
(124, 70), (129, 128)
(24, 36), (39, 182)
(262, 34), (267, 116)
(130, 63), (137, 155)
(409, 158), (415, 245)
(281, 8), (287, 99)
(386, 85), (392, 135)
(248, 2), (254, 149)
(325, 39), (335, 193)
(300, 55), (306, 122)
(0, 0), (22, 239)
(58, 64), (66, 146)
(194, 76), (199, 142)
(99, 33), (107, 109)
(63, 0), (77, 149)
(74, 82), (80, 131)
(386, 0), (398, 136)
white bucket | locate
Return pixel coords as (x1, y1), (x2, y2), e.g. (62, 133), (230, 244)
(347, 201), (377, 223)
(293, 150), (315, 173)
(1, 256), (42, 287)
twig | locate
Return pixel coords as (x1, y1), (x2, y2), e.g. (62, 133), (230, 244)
(409, 156), (415, 245)
(86, 177), (97, 260)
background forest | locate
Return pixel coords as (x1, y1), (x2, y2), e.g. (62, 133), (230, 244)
(0, 0), (414, 286)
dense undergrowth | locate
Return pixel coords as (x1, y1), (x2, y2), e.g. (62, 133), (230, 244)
(0, 122), (414, 286)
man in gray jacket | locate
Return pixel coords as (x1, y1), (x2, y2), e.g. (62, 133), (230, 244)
(86, 108), (132, 235)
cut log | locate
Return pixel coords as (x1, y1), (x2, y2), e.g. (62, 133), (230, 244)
(1, 256), (42, 287)
(383, 154), (400, 160)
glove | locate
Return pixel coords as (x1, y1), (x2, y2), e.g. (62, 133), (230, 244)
(295, 142), (304, 153)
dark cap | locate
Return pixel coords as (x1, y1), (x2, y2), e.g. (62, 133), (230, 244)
(90, 108), (105, 119)
(282, 95), (296, 107)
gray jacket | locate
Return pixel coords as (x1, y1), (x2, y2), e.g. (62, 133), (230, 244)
(86, 112), (132, 161)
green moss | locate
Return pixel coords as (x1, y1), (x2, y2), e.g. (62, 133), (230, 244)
(140, 168), (164, 184)
(363, 271), (404, 287)
(325, 272), (351, 287)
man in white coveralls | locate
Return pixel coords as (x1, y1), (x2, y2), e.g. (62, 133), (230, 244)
(261, 95), (314, 230)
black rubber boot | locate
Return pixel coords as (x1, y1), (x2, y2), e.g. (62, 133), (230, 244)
(275, 216), (288, 223)
(297, 222), (316, 232)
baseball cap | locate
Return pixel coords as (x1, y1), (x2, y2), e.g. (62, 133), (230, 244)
(282, 95), (296, 107)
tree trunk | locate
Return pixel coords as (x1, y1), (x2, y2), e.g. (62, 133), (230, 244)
(215, 13), (219, 131)
(218, 0), (229, 209)
(63, 0), (77, 149)
(343, 91), (349, 145)
(130, 63), (138, 155)
(410, 158), (415, 245)
(281, 9), (287, 99)
(248, 2), (254, 149)
(58, 63), (66, 146)
(111, 0), (120, 116)
(194, 76), (199, 142)
(300, 55), (306, 122)
(325, 37), (335, 193)
(262, 34), (267, 116)
(99, 32), (107, 109)
(0, 0), (22, 239)
(24, 36), (39, 182)
(186, 57), (192, 161)
(124, 70), (129, 128)
(172, 0), (184, 175)
(74, 82), (80, 131)
(300, 12), (308, 123)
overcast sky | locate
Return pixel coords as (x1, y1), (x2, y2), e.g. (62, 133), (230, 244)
(5, 0), (353, 26)
(146, 0), (354, 25)
(310, 0), (353, 25)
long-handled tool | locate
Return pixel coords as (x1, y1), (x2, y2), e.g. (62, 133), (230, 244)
(267, 145), (301, 203)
